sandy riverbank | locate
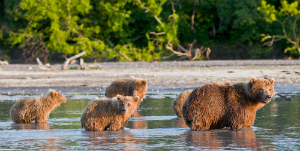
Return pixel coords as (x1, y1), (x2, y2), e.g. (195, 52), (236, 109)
(0, 60), (299, 95)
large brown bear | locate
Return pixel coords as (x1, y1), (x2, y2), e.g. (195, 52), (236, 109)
(182, 77), (275, 131)
(10, 89), (67, 123)
(80, 95), (139, 131)
(172, 82), (231, 117)
(105, 78), (147, 111)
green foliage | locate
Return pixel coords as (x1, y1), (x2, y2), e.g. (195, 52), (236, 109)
(258, 0), (300, 56)
(0, 0), (298, 61)
(11, 0), (105, 56)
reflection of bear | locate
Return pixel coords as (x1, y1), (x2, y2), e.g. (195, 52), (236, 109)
(174, 117), (188, 128)
(11, 122), (50, 130)
(183, 128), (271, 150)
(81, 95), (139, 131)
(183, 77), (275, 130)
(172, 90), (193, 117)
(83, 129), (147, 150)
(10, 89), (67, 123)
(105, 78), (147, 111)
(126, 111), (148, 129)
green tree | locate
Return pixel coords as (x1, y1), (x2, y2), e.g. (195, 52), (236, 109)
(7, 0), (105, 62)
(258, 0), (300, 57)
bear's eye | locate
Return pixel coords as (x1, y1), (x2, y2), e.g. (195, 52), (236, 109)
(253, 88), (255, 91)
(269, 89), (271, 91)
(136, 89), (139, 91)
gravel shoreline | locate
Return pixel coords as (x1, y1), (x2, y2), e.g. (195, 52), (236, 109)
(0, 60), (299, 95)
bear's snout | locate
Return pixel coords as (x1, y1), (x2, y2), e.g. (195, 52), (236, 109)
(263, 94), (272, 103)
(121, 109), (127, 114)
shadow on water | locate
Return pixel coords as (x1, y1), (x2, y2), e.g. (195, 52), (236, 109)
(0, 92), (299, 150)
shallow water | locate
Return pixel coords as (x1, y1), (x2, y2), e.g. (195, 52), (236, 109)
(0, 93), (300, 150)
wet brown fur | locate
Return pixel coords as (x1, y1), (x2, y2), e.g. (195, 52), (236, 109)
(10, 89), (67, 123)
(105, 78), (147, 111)
(80, 95), (139, 131)
(213, 81), (231, 86)
(183, 77), (275, 131)
(173, 82), (231, 117)
(172, 90), (193, 117)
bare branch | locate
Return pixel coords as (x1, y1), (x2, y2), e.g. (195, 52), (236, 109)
(120, 52), (133, 61)
(162, 53), (175, 59)
(188, 39), (197, 54)
(150, 31), (166, 35)
(276, 19), (296, 45)
(137, 0), (162, 24)
(276, 92), (292, 101)
(206, 48), (211, 60)
(166, 41), (188, 57)
(261, 35), (281, 46)
(36, 58), (55, 71)
(293, 16), (298, 41)
(191, 1), (199, 32)
(62, 51), (86, 70)
(154, 16), (162, 24)
(177, 44), (190, 54)
(166, 40), (211, 61)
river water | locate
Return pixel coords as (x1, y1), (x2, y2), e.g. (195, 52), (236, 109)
(0, 92), (300, 150)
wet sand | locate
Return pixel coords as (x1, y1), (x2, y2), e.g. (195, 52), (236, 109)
(0, 60), (299, 95)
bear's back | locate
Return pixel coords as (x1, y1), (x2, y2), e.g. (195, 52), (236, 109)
(105, 79), (133, 97)
(183, 84), (232, 129)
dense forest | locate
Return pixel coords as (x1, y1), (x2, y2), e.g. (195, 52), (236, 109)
(0, 0), (299, 63)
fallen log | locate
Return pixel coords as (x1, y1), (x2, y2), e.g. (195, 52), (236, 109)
(62, 51), (86, 70)
(36, 58), (55, 71)
(0, 60), (9, 65)
(276, 92), (292, 101)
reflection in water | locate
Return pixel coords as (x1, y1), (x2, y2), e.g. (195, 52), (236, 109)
(82, 129), (147, 150)
(270, 99), (291, 115)
(174, 117), (188, 128)
(0, 96), (299, 150)
(183, 127), (274, 150)
(11, 122), (50, 130)
(127, 111), (148, 129)
(21, 138), (61, 150)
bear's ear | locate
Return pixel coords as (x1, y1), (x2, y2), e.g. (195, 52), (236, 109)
(116, 94), (123, 100)
(132, 78), (136, 82)
(225, 82), (231, 86)
(269, 78), (275, 84)
(212, 82), (218, 85)
(250, 77), (257, 84)
(142, 80), (147, 85)
(48, 89), (57, 97)
(133, 96), (140, 102)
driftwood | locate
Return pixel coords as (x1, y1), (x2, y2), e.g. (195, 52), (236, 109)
(79, 58), (101, 70)
(0, 60), (9, 65)
(62, 51), (86, 70)
(36, 51), (101, 71)
(36, 58), (55, 71)
(276, 92), (292, 101)
(166, 40), (211, 60)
